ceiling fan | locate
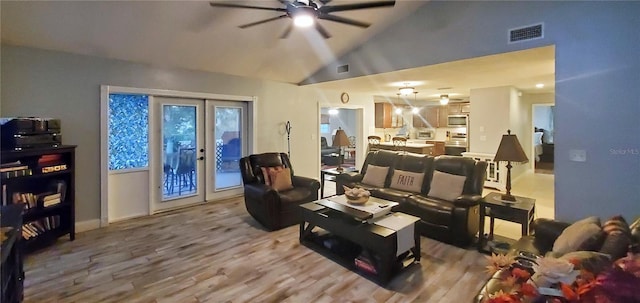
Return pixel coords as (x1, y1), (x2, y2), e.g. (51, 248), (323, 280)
(209, 0), (396, 39)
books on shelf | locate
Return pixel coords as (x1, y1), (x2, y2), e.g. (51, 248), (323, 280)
(354, 254), (378, 275)
(1, 160), (33, 179)
(21, 215), (61, 240)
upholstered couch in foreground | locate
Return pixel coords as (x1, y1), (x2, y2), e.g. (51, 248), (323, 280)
(336, 150), (487, 247)
(475, 216), (640, 302)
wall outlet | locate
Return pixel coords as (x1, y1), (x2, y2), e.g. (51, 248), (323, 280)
(480, 135), (487, 141)
(569, 149), (587, 162)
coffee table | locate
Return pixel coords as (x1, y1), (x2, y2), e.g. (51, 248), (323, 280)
(299, 196), (420, 284)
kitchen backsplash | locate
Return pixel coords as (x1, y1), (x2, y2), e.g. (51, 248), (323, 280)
(373, 126), (466, 142)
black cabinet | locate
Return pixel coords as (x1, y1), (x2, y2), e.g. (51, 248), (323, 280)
(1, 204), (25, 303)
(1, 146), (76, 253)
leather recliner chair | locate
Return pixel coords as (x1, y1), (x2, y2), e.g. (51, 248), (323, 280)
(239, 152), (320, 231)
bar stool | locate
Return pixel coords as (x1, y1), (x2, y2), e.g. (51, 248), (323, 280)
(392, 137), (407, 154)
(367, 136), (381, 152)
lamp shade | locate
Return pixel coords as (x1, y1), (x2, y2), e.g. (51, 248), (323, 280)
(494, 130), (529, 163)
(332, 129), (350, 147)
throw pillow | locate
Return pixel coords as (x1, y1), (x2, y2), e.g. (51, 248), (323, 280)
(600, 233), (632, 260)
(361, 165), (389, 187)
(269, 167), (293, 191)
(389, 170), (424, 193)
(552, 216), (602, 255)
(427, 170), (466, 202)
(260, 166), (284, 186)
(602, 215), (631, 235)
(599, 215), (633, 259)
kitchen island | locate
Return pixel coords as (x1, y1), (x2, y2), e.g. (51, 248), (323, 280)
(371, 142), (435, 155)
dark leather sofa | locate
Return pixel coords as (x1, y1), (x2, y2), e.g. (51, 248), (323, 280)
(321, 137), (340, 156)
(475, 217), (640, 303)
(336, 150), (487, 247)
(239, 152), (320, 230)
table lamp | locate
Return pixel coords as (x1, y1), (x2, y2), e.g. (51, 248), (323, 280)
(493, 130), (529, 202)
(332, 128), (350, 171)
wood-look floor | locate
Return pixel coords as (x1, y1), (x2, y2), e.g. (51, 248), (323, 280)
(23, 197), (489, 303)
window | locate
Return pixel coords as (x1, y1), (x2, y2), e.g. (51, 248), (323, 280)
(108, 94), (149, 170)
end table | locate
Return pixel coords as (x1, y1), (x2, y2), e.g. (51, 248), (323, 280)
(320, 167), (358, 198)
(478, 192), (536, 254)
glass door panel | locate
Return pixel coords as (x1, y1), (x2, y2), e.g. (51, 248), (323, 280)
(155, 97), (205, 211)
(205, 101), (247, 200)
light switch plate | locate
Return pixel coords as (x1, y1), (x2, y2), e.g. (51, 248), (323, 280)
(569, 149), (587, 162)
(480, 135), (487, 141)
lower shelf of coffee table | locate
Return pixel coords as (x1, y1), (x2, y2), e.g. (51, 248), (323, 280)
(300, 230), (417, 285)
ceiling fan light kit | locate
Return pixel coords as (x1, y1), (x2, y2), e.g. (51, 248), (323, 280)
(209, 0), (396, 39)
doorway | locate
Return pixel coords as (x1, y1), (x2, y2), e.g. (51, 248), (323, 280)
(102, 87), (253, 225)
(320, 108), (358, 170)
(532, 104), (555, 175)
(155, 98), (247, 212)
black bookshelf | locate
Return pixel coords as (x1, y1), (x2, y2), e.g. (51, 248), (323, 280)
(1, 145), (76, 253)
(1, 204), (25, 303)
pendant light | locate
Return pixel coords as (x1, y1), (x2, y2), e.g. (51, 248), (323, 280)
(412, 91), (419, 114)
(440, 94), (450, 105)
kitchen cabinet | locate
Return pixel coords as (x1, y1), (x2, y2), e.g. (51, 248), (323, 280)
(438, 106), (449, 128)
(375, 103), (403, 128)
(413, 106), (438, 128)
(447, 102), (470, 114)
(426, 141), (446, 156)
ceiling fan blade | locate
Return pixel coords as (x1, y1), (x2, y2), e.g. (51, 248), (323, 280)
(238, 15), (289, 29)
(280, 24), (293, 39)
(319, 1), (395, 13)
(209, 2), (287, 12)
(318, 14), (370, 28)
(315, 22), (332, 39)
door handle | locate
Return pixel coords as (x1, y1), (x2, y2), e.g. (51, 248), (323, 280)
(200, 148), (205, 152)
(198, 156), (204, 161)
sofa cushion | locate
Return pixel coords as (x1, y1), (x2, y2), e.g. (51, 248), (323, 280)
(361, 164), (389, 187)
(389, 169), (424, 193)
(552, 216), (602, 255)
(427, 170), (466, 201)
(407, 195), (454, 227)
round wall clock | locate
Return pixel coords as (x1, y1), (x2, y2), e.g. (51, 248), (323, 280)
(340, 92), (350, 104)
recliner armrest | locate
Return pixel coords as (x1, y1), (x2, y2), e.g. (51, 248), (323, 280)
(292, 175), (321, 191)
(453, 194), (482, 207)
(244, 183), (277, 199)
(531, 218), (571, 254)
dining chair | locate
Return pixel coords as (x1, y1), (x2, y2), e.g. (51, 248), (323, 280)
(392, 136), (407, 154)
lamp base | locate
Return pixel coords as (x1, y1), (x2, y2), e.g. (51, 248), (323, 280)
(335, 166), (344, 172)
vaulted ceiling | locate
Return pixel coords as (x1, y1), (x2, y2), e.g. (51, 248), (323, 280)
(1, 1), (554, 99)
(1, 1), (426, 84)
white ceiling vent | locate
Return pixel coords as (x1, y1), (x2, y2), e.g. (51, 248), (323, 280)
(508, 23), (543, 43)
(337, 64), (349, 74)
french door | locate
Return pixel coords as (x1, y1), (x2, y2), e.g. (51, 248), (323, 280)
(155, 97), (206, 211)
(153, 97), (246, 212)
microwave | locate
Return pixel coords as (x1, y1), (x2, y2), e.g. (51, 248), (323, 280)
(447, 115), (468, 127)
(416, 130), (435, 140)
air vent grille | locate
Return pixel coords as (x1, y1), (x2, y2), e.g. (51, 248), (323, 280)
(337, 64), (349, 74)
(509, 23), (543, 43)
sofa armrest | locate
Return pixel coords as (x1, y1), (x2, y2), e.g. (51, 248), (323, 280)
(453, 194), (482, 207)
(335, 172), (364, 194)
(292, 175), (321, 191)
(531, 218), (571, 254)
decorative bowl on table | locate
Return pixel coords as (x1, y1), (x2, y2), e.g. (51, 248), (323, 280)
(343, 186), (370, 205)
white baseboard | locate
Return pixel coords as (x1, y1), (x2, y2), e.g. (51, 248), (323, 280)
(76, 219), (101, 233)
